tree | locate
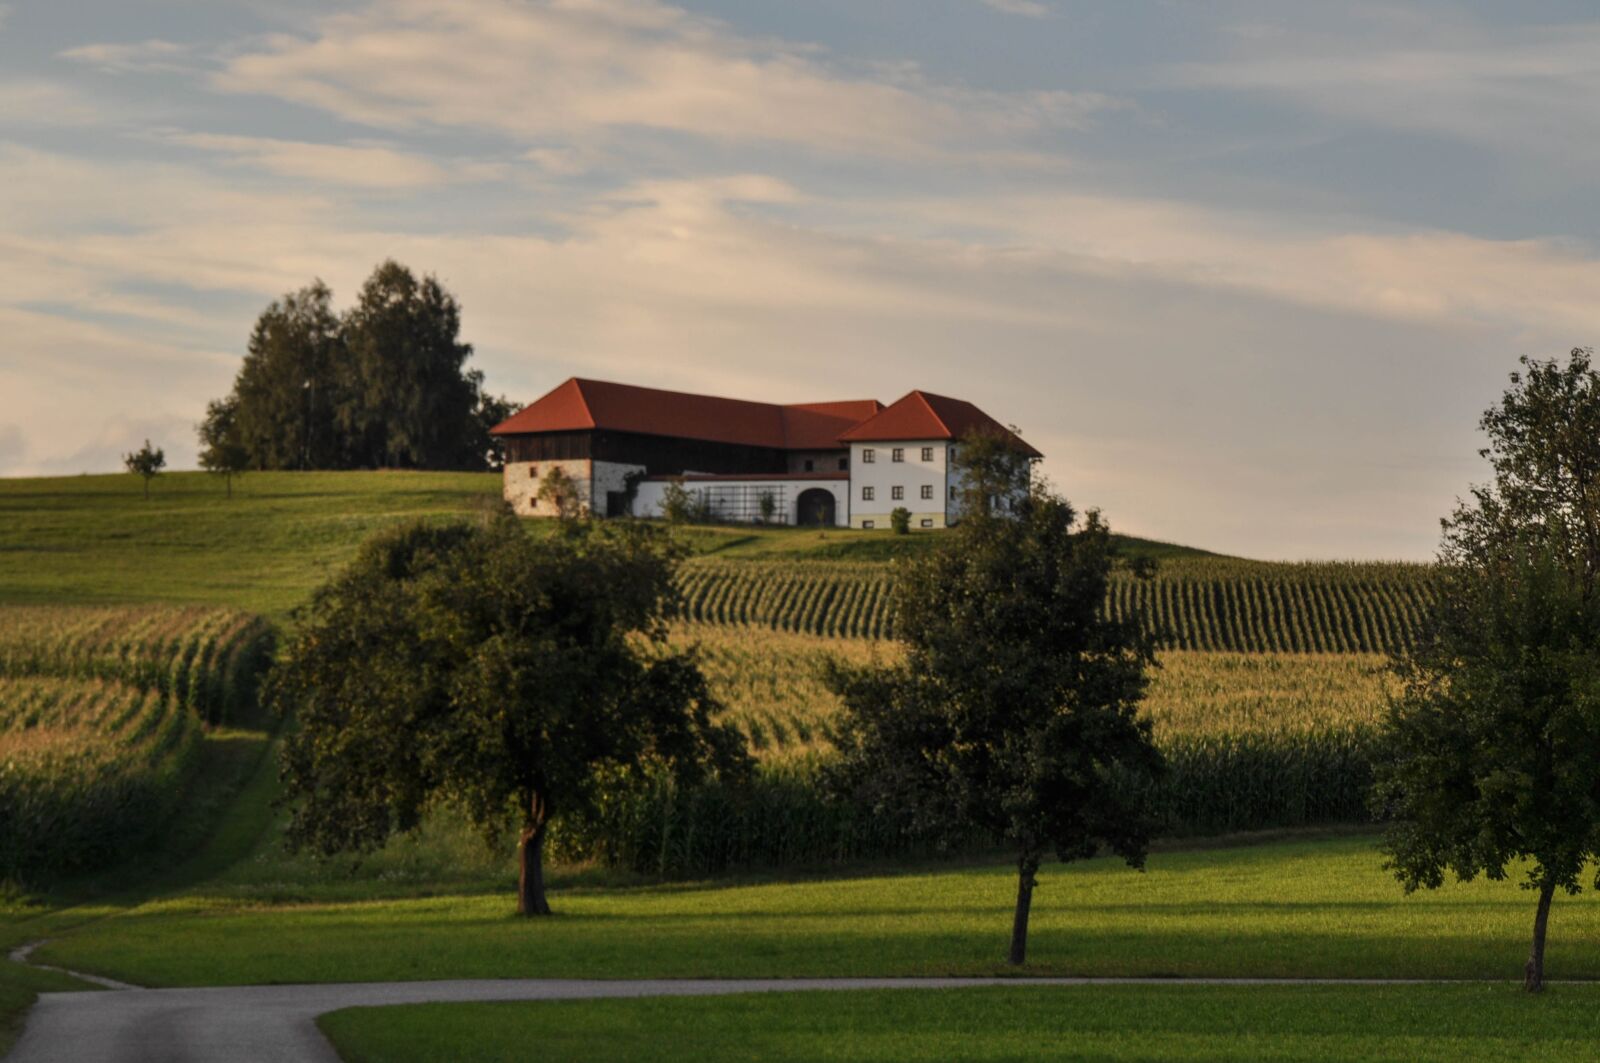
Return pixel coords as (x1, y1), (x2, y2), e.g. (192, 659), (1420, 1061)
(660, 480), (707, 524)
(122, 439), (165, 500)
(536, 467), (584, 519)
(272, 517), (749, 916)
(467, 378), (521, 471)
(827, 446), (1162, 966)
(1374, 348), (1600, 992)
(197, 397), (249, 498)
(207, 263), (507, 472)
(889, 506), (911, 535)
(231, 281), (346, 470)
(951, 426), (1033, 522)
(758, 491), (777, 525)
(337, 261), (478, 469)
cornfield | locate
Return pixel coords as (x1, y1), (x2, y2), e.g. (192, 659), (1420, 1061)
(677, 558), (1437, 653)
(0, 604), (274, 880)
(672, 623), (1391, 758)
(0, 604), (274, 725)
(0, 675), (203, 878)
(576, 627), (1398, 877)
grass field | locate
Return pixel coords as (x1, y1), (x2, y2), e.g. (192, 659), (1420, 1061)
(30, 833), (1599, 988)
(0, 471), (1233, 621)
(0, 472), (503, 618)
(321, 983), (1600, 1063)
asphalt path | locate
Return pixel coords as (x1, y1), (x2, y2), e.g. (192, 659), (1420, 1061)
(2, 959), (1501, 1063)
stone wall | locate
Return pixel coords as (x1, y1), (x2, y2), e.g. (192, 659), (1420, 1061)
(503, 458), (593, 517)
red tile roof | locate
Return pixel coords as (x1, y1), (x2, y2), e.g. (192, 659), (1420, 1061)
(643, 472), (850, 482)
(491, 378), (882, 450)
(838, 391), (1042, 457)
(490, 379), (1038, 458)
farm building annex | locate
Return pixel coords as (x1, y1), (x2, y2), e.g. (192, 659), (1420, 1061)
(491, 378), (1040, 528)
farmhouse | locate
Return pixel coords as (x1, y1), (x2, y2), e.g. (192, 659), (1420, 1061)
(490, 378), (1039, 528)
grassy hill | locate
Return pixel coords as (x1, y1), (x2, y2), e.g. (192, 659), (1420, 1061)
(0, 471), (1221, 619)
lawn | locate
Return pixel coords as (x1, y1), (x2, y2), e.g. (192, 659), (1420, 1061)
(320, 984), (1600, 1063)
(32, 833), (1598, 988)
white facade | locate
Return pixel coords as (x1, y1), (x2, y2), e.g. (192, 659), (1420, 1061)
(632, 477), (849, 526)
(504, 447), (1027, 530)
(848, 441), (951, 529)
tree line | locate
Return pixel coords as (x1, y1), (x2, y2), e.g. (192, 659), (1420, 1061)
(198, 261), (517, 476)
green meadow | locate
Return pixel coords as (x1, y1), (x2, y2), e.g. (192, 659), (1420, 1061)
(321, 984), (1600, 1063)
(30, 833), (1598, 987)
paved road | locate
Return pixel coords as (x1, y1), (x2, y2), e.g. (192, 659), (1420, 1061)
(2, 968), (1496, 1063)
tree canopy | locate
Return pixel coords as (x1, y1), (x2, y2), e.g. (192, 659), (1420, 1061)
(271, 514), (749, 915)
(1375, 347), (1600, 991)
(197, 397), (249, 497)
(827, 437), (1162, 965)
(122, 439), (165, 500)
(201, 262), (517, 472)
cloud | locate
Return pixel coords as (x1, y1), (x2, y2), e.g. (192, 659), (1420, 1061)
(1170, 21), (1600, 164)
(980, 0), (1052, 17)
(58, 38), (194, 75)
(153, 131), (505, 189)
(211, 0), (1117, 156)
(0, 79), (115, 127)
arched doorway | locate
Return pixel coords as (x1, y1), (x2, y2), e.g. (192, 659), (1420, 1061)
(796, 488), (835, 527)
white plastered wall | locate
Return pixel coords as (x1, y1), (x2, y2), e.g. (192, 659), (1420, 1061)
(848, 441), (948, 529)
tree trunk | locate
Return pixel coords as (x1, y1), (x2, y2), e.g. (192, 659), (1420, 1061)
(517, 793), (551, 917)
(1524, 879), (1556, 992)
(1007, 853), (1041, 966)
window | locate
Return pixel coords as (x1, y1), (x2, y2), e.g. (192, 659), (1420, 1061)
(892, 447), (904, 463)
(949, 446), (957, 462)
(949, 484), (956, 499)
(862, 520), (875, 529)
(862, 486), (875, 501)
(838, 457), (848, 470)
(891, 485), (904, 500)
(804, 459), (814, 472)
(921, 447), (933, 462)
(920, 518), (934, 528)
(862, 448), (875, 463)
(529, 463), (538, 477)
(921, 484), (933, 500)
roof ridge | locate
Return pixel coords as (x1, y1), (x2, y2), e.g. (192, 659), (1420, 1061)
(563, 377), (597, 429)
(909, 390), (952, 437)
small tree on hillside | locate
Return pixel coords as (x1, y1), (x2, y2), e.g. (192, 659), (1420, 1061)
(1374, 348), (1600, 992)
(272, 517), (750, 916)
(123, 439), (165, 500)
(197, 397), (250, 498)
(536, 467), (584, 519)
(827, 444), (1162, 965)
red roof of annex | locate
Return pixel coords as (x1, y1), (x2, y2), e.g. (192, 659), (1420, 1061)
(491, 378), (1040, 458)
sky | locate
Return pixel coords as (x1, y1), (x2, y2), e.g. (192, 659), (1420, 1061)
(3, 0), (1599, 560)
